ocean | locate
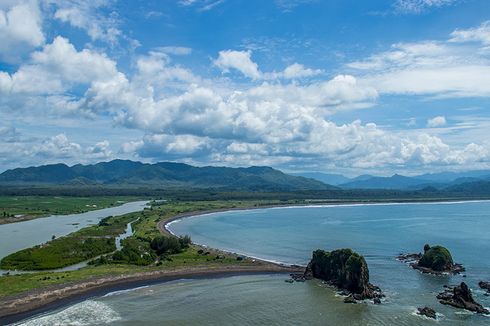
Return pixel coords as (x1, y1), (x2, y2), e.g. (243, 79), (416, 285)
(15, 201), (490, 325)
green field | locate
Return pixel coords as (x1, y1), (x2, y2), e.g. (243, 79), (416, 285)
(0, 196), (139, 224)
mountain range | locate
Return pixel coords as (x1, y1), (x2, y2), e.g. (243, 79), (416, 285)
(294, 170), (490, 191)
(0, 160), (335, 192)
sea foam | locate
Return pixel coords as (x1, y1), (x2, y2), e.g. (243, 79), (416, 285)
(15, 300), (122, 326)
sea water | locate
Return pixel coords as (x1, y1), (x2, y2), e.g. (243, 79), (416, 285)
(15, 201), (490, 325)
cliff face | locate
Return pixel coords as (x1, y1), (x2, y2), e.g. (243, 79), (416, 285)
(304, 248), (381, 299)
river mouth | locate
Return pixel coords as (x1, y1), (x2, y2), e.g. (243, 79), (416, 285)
(0, 201), (149, 275)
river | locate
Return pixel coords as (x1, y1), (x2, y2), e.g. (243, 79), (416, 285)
(0, 201), (148, 261)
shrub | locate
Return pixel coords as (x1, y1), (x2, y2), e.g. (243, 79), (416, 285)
(150, 236), (183, 255)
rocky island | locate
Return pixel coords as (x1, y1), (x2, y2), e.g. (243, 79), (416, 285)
(397, 244), (464, 275)
(303, 248), (383, 303)
(437, 282), (489, 314)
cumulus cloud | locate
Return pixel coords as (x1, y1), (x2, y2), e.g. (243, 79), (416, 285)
(0, 131), (113, 169)
(427, 116), (447, 127)
(2, 16), (490, 173)
(0, 36), (122, 118)
(214, 50), (322, 81)
(0, 0), (44, 62)
(214, 50), (261, 79)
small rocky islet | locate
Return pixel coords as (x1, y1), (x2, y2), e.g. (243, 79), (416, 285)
(286, 248), (383, 304)
(397, 244), (465, 275)
(417, 306), (437, 319)
(437, 282), (489, 314)
(479, 281), (490, 294)
(398, 244), (488, 315)
(290, 245), (489, 316)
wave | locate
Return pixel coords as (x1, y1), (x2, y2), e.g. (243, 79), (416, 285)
(14, 300), (122, 326)
(102, 285), (150, 297)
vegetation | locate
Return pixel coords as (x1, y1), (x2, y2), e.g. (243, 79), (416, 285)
(307, 248), (372, 295)
(418, 244), (454, 271)
(0, 237), (115, 270)
(0, 196), (138, 223)
(0, 213), (138, 270)
(0, 159), (333, 191)
(150, 235), (191, 255)
(0, 199), (272, 299)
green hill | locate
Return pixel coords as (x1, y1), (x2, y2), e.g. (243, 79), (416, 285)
(0, 160), (335, 192)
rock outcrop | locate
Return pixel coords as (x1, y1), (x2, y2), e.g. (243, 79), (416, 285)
(397, 244), (464, 275)
(437, 282), (489, 314)
(417, 307), (437, 319)
(304, 248), (383, 302)
(479, 281), (490, 293)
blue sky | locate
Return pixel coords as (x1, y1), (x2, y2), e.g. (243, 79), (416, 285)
(1, 0), (490, 176)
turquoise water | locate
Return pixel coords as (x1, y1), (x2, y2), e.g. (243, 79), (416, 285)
(14, 201), (490, 325)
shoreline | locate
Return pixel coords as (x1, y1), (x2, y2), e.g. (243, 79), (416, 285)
(3, 197), (490, 323)
(160, 197), (490, 237)
(161, 198), (490, 235)
(0, 264), (302, 324)
(159, 197), (490, 267)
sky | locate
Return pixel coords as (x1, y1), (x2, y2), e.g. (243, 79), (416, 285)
(1, 0), (490, 176)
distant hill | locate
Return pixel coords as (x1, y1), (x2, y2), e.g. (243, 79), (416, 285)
(340, 174), (430, 190)
(444, 180), (490, 195)
(0, 160), (336, 192)
(289, 172), (351, 186)
(339, 171), (490, 190)
(416, 170), (490, 183)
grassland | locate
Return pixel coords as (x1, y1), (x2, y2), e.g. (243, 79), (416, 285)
(0, 196), (140, 224)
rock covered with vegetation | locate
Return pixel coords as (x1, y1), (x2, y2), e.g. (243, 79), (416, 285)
(437, 282), (489, 314)
(397, 244), (464, 275)
(419, 244), (453, 271)
(304, 248), (382, 302)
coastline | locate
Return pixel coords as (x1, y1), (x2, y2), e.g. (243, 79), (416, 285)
(3, 197), (490, 324)
(0, 264), (302, 324)
(159, 197), (490, 237)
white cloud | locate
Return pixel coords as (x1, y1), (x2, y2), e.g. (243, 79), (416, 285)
(450, 21), (490, 45)
(393, 0), (456, 14)
(281, 63), (322, 79)
(0, 36), (119, 97)
(214, 50), (323, 81)
(427, 116), (447, 127)
(407, 117), (417, 126)
(52, 0), (122, 44)
(178, 0), (226, 12)
(155, 46), (193, 56)
(86, 140), (112, 158)
(274, 0), (316, 12)
(32, 133), (82, 159)
(0, 0), (44, 62)
(349, 31), (490, 97)
(214, 50), (261, 79)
